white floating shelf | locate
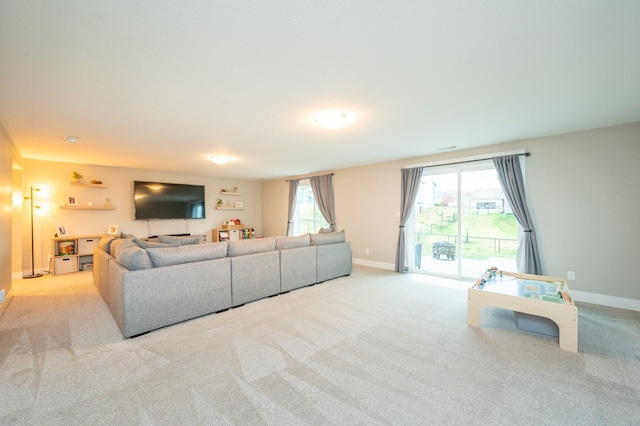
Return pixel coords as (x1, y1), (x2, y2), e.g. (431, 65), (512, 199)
(219, 192), (240, 195)
(60, 205), (115, 210)
(70, 182), (108, 188)
(216, 207), (244, 210)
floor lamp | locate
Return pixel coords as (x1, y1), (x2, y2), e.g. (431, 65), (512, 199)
(24, 186), (42, 279)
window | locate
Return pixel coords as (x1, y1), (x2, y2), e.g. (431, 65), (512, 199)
(292, 180), (330, 235)
(411, 161), (517, 278)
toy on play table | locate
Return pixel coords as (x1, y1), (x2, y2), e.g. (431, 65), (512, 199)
(479, 266), (502, 287)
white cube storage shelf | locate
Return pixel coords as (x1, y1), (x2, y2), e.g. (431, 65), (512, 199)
(53, 234), (102, 275)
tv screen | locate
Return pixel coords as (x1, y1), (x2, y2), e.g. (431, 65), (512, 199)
(134, 181), (205, 220)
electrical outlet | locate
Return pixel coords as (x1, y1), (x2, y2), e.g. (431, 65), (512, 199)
(567, 271), (575, 281)
(365, 248), (370, 255)
(0, 289), (5, 304)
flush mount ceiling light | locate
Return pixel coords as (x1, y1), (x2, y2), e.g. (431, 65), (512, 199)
(209, 155), (231, 165)
(65, 136), (78, 144)
(313, 109), (354, 130)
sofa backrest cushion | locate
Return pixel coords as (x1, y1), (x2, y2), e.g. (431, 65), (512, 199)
(147, 242), (228, 267)
(158, 235), (201, 246)
(227, 237), (276, 257)
(114, 239), (153, 270)
(109, 238), (129, 256)
(310, 230), (346, 246)
(98, 235), (117, 254)
(275, 233), (310, 250)
(132, 238), (178, 249)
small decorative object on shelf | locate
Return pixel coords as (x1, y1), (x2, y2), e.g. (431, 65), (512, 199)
(67, 195), (78, 206)
(105, 197), (112, 207)
(71, 171), (83, 183)
(220, 187), (240, 195)
(91, 179), (103, 184)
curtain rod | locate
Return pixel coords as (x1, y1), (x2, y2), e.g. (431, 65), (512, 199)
(417, 151), (531, 169)
(285, 172), (334, 182)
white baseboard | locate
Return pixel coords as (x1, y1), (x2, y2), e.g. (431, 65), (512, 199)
(352, 258), (395, 271)
(352, 260), (640, 312)
(570, 290), (640, 312)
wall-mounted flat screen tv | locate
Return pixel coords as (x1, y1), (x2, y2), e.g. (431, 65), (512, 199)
(134, 181), (205, 220)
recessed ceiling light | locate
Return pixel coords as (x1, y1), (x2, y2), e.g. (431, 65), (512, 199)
(65, 136), (78, 144)
(209, 155), (231, 165)
(313, 109), (354, 130)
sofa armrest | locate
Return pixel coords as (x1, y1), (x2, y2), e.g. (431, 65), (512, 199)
(93, 246), (113, 305)
(316, 242), (352, 283)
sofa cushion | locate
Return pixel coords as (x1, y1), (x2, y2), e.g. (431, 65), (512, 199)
(147, 242), (228, 267)
(227, 237), (276, 257)
(98, 235), (117, 254)
(132, 238), (178, 249)
(275, 233), (310, 250)
(109, 238), (131, 257)
(310, 230), (346, 246)
(158, 235), (200, 246)
(120, 232), (136, 240)
(115, 243), (153, 271)
(318, 227), (333, 234)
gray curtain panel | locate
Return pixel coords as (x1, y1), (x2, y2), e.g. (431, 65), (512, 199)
(309, 174), (337, 231)
(395, 167), (423, 273)
(286, 179), (300, 236)
(493, 154), (542, 275)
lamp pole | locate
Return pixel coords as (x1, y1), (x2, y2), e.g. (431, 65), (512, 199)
(24, 186), (42, 279)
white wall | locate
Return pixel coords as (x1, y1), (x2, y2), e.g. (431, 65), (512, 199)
(21, 160), (262, 275)
(1, 123), (21, 317)
(263, 122), (640, 304)
(525, 123), (640, 300)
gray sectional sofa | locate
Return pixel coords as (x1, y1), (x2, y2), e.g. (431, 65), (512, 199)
(93, 231), (351, 337)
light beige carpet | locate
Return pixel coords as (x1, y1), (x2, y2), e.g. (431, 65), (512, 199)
(1, 266), (639, 425)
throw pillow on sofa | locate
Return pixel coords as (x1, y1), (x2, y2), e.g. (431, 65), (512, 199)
(132, 238), (178, 249)
(146, 242), (228, 267)
(98, 234), (117, 254)
(158, 235), (201, 246)
(310, 230), (346, 246)
(109, 238), (129, 256)
(114, 240), (153, 270)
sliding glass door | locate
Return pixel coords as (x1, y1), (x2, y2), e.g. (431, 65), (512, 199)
(411, 161), (517, 279)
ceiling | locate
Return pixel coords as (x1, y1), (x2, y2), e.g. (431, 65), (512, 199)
(1, 1), (640, 181)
